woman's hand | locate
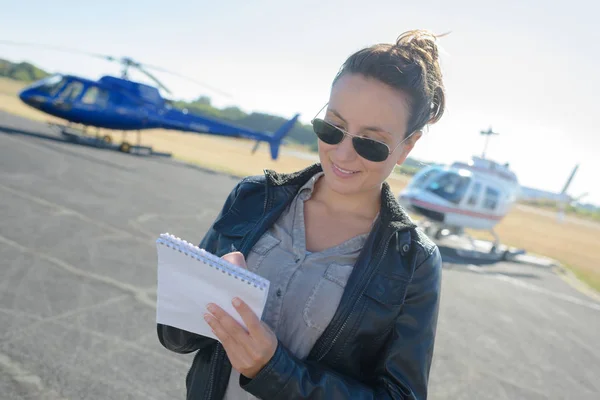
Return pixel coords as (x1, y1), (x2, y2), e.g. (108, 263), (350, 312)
(204, 298), (278, 379)
(204, 251), (278, 379)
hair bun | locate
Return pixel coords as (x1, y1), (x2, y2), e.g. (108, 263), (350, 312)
(333, 29), (448, 135)
(395, 29), (446, 63)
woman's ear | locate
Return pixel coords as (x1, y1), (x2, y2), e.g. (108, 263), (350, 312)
(395, 130), (423, 166)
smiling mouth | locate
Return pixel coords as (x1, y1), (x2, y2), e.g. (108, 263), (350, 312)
(332, 162), (360, 175)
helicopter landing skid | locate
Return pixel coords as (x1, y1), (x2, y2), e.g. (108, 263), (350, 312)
(47, 122), (171, 158)
(416, 219), (526, 262)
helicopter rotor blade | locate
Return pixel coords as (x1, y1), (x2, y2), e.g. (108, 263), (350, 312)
(133, 64), (173, 95)
(0, 40), (233, 99)
(0, 40), (115, 63)
(138, 62), (234, 99)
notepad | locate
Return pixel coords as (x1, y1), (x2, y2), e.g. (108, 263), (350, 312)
(155, 233), (270, 341)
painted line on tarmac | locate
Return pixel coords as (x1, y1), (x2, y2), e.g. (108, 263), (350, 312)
(0, 234), (154, 309)
(0, 352), (68, 400)
(465, 265), (600, 312)
(494, 274), (600, 311)
(0, 129), (63, 156)
(0, 182), (154, 243)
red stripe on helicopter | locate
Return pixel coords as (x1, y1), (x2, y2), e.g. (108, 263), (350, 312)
(409, 199), (505, 221)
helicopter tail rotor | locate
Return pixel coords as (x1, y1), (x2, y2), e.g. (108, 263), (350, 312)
(266, 113), (300, 160)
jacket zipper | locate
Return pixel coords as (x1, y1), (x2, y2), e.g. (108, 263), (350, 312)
(314, 229), (396, 361)
(206, 178), (273, 399)
(205, 345), (222, 400)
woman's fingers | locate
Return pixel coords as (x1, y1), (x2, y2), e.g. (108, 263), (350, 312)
(221, 251), (248, 269)
(206, 303), (250, 341)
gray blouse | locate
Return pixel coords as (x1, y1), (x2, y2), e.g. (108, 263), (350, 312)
(223, 172), (370, 399)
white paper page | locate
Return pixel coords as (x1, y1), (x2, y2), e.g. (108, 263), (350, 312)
(155, 240), (270, 342)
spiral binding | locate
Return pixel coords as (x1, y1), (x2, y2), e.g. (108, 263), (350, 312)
(156, 233), (269, 291)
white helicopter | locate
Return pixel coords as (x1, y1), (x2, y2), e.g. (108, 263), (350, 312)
(397, 127), (520, 254)
(398, 155), (519, 253)
(398, 127), (583, 256)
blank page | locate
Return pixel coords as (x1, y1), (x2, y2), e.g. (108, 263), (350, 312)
(155, 233), (270, 341)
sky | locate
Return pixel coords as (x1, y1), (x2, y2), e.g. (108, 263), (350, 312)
(1, 0), (598, 205)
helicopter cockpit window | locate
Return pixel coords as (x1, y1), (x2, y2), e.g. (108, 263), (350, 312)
(81, 86), (109, 108)
(408, 166), (442, 189)
(483, 187), (500, 210)
(425, 172), (471, 205)
(57, 81), (84, 102)
(35, 74), (66, 96)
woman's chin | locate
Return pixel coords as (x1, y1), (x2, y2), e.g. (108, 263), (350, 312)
(322, 170), (363, 195)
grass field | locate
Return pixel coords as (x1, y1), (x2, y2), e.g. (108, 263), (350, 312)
(1, 77), (598, 293)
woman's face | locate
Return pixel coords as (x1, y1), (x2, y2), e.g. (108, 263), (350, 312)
(317, 73), (422, 197)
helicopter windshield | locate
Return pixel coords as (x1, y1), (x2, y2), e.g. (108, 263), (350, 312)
(407, 166), (443, 189)
(31, 74), (66, 96)
(425, 171), (471, 205)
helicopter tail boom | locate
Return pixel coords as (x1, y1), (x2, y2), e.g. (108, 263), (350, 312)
(154, 109), (300, 160)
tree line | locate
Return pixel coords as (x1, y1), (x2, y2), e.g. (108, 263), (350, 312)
(0, 58), (49, 82)
(170, 96), (319, 151)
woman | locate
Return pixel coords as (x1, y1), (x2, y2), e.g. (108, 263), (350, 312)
(157, 29), (445, 400)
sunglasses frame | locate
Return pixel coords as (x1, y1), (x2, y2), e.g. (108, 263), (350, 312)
(310, 103), (417, 162)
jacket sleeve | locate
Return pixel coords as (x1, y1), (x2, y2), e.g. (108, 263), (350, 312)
(240, 246), (443, 399)
(156, 180), (244, 354)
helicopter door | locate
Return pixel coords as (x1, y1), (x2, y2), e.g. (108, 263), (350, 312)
(482, 186), (501, 211)
(465, 181), (483, 207)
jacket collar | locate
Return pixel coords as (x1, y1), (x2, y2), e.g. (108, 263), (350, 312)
(263, 163), (416, 233)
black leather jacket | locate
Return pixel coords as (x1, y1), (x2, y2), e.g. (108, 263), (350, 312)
(157, 164), (442, 399)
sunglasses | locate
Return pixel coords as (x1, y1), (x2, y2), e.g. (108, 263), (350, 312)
(311, 117), (413, 162)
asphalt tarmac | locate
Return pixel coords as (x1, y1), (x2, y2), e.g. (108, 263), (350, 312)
(1, 110), (598, 399)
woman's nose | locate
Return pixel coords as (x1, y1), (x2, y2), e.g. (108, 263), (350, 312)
(334, 133), (357, 161)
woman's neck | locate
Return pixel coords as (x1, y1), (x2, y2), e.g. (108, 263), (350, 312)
(311, 177), (381, 221)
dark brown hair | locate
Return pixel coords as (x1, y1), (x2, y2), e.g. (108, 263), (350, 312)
(333, 29), (447, 138)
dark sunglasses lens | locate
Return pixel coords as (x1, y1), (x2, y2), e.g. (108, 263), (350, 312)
(312, 119), (343, 145)
(352, 137), (389, 162)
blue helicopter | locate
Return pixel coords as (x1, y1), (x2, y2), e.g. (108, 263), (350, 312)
(3, 41), (300, 159)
